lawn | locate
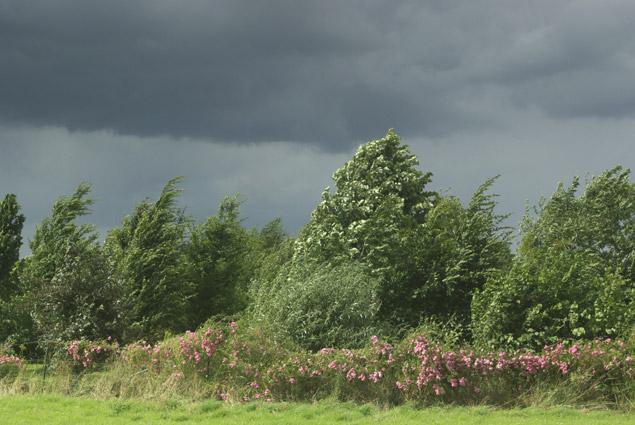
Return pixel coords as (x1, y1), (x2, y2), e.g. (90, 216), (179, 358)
(0, 395), (634, 425)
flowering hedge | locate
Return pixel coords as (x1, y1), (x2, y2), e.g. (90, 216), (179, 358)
(66, 338), (119, 371)
(64, 324), (635, 405)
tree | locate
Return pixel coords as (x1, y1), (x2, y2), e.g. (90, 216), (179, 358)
(250, 218), (294, 291)
(105, 177), (190, 342)
(294, 129), (437, 276)
(0, 194), (25, 300)
(185, 195), (252, 328)
(291, 130), (511, 332)
(18, 184), (120, 344)
(394, 178), (512, 329)
(472, 167), (634, 349)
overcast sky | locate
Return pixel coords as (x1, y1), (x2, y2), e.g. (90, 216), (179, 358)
(1, 0), (634, 252)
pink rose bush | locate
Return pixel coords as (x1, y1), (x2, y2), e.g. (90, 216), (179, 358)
(62, 325), (635, 405)
(0, 353), (23, 379)
(66, 338), (119, 371)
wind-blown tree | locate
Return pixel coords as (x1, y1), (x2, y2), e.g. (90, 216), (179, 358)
(395, 177), (513, 329)
(250, 217), (294, 290)
(105, 177), (190, 342)
(294, 129), (437, 276)
(0, 194), (24, 300)
(18, 184), (120, 345)
(185, 195), (252, 328)
(472, 167), (635, 349)
(291, 130), (511, 332)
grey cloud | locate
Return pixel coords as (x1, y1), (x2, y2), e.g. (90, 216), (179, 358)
(3, 1), (635, 150)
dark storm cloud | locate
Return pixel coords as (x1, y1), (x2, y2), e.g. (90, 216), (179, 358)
(3, 0), (635, 150)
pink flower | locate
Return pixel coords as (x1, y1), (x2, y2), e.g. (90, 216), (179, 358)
(432, 384), (445, 396)
(558, 361), (569, 375)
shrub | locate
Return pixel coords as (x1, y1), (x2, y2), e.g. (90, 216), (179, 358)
(66, 338), (120, 372)
(0, 353), (22, 379)
(250, 261), (382, 351)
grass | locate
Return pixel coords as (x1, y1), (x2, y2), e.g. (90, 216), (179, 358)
(1, 395), (634, 424)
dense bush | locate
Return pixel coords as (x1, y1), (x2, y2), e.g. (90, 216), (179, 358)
(251, 261), (382, 351)
(0, 353), (22, 379)
(473, 167), (635, 349)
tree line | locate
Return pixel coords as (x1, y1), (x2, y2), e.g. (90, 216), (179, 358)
(1, 130), (633, 355)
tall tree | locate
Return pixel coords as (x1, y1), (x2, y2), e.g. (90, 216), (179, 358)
(0, 194), (24, 300)
(185, 195), (251, 328)
(294, 129), (437, 276)
(291, 130), (511, 332)
(105, 177), (190, 341)
(19, 184), (120, 344)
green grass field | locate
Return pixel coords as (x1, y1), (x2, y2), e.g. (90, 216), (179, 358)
(1, 395), (634, 425)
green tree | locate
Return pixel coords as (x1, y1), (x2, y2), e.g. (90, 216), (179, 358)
(185, 195), (251, 328)
(18, 184), (120, 344)
(394, 178), (513, 329)
(0, 194), (25, 300)
(294, 129), (437, 276)
(292, 130), (511, 332)
(105, 178), (190, 342)
(472, 167), (635, 349)
(250, 218), (294, 291)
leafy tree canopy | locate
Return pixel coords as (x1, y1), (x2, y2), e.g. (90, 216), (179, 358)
(0, 194), (25, 299)
(473, 167), (634, 348)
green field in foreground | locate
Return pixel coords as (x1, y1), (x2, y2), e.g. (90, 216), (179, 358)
(1, 395), (634, 425)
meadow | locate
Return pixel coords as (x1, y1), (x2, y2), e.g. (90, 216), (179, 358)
(2, 395), (635, 425)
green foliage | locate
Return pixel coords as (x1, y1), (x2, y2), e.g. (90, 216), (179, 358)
(294, 129), (437, 275)
(0, 194), (24, 300)
(105, 178), (190, 342)
(393, 178), (512, 329)
(185, 196), (252, 328)
(18, 184), (120, 345)
(292, 130), (511, 333)
(251, 261), (382, 351)
(473, 167), (635, 349)
(249, 218), (294, 297)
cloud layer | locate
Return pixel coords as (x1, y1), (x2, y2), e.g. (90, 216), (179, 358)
(3, 1), (635, 149)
